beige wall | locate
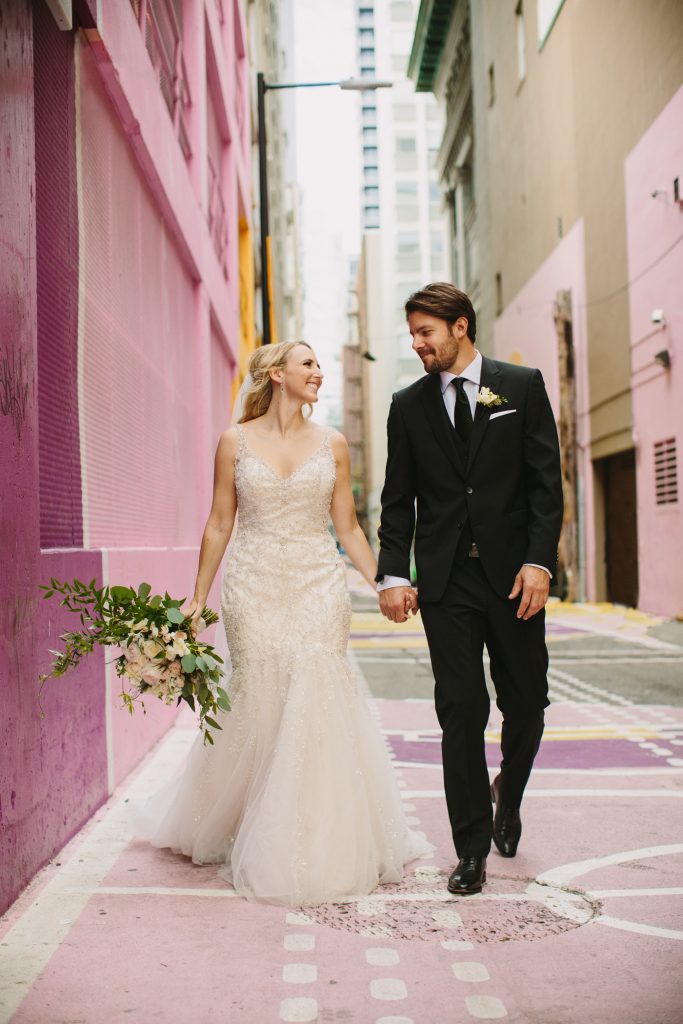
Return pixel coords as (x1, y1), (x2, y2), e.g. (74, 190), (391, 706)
(482, 0), (683, 459)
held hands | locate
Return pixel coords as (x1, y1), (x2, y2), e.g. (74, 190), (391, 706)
(379, 586), (419, 624)
(182, 595), (207, 636)
(508, 565), (550, 620)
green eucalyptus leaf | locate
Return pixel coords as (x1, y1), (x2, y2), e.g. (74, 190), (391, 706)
(166, 607), (185, 624)
(137, 582), (151, 600)
(204, 716), (222, 730)
(181, 653), (196, 673)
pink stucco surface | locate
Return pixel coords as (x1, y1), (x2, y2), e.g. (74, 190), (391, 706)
(1, 0), (249, 916)
(624, 85), (683, 617)
(493, 220), (594, 599)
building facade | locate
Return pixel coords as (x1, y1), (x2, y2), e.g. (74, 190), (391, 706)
(354, 0), (450, 540)
(410, 0), (683, 616)
(247, 0), (303, 349)
(0, 0), (252, 915)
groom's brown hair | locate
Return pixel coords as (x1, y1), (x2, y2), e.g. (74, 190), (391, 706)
(405, 283), (477, 343)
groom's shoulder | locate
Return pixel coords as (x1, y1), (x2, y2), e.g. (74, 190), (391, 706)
(487, 356), (538, 380)
(392, 374), (432, 406)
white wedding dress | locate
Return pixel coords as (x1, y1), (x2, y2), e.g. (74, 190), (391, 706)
(131, 425), (429, 905)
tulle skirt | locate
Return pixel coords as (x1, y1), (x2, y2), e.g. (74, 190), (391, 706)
(129, 646), (431, 906)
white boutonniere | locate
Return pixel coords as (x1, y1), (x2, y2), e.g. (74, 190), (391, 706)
(476, 386), (507, 408)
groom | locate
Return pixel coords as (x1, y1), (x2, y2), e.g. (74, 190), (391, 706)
(376, 283), (563, 895)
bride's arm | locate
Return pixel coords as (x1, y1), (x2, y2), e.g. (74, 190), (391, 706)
(184, 429), (238, 632)
(329, 432), (378, 591)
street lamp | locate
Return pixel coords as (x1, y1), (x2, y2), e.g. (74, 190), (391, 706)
(257, 74), (392, 345)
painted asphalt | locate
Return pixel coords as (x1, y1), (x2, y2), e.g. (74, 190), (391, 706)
(1, 580), (682, 1023)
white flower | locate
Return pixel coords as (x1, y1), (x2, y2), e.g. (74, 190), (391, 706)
(169, 634), (189, 658)
(167, 660), (182, 678)
(476, 386), (507, 408)
(142, 639), (163, 660)
(141, 662), (164, 685)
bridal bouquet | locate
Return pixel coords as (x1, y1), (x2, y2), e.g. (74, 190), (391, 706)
(39, 578), (230, 744)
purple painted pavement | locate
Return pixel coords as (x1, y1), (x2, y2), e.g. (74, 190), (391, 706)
(388, 735), (667, 769)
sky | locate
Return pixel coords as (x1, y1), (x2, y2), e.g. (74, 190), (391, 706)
(290, 0), (363, 425)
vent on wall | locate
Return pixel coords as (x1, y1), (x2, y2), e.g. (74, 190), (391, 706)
(654, 438), (678, 505)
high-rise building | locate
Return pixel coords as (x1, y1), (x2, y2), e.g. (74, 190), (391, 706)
(353, 0), (450, 536)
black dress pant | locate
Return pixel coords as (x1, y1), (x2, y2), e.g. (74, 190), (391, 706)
(420, 556), (549, 858)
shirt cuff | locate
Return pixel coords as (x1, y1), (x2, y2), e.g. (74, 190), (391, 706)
(376, 575), (412, 592)
(523, 563), (552, 578)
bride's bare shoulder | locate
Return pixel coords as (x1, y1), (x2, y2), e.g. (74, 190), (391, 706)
(327, 429), (350, 458)
(215, 426), (240, 462)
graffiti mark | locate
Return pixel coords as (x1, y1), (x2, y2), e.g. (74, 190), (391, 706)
(0, 346), (30, 440)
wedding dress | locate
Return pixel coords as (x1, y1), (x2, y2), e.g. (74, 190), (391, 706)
(131, 425), (429, 905)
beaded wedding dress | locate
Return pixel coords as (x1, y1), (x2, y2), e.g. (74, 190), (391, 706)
(131, 425), (429, 906)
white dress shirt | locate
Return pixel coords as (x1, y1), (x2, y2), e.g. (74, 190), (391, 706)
(377, 351), (551, 590)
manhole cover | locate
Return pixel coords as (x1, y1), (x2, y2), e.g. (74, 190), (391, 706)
(308, 868), (600, 943)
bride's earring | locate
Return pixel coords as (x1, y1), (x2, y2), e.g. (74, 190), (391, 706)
(280, 382), (284, 394)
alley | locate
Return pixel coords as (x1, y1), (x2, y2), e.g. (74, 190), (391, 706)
(1, 573), (682, 1024)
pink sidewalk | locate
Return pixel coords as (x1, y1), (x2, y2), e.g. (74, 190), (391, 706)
(1, 694), (682, 1024)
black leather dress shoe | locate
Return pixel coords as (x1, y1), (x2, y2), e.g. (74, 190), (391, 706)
(447, 856), (487, 895)
(491, 775), (522, 858)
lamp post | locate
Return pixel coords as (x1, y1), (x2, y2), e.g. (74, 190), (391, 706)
(257, 74), (392, 345)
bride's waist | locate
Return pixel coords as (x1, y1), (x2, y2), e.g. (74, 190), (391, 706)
(231, 527), (338, 552)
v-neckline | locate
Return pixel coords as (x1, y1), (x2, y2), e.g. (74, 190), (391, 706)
(239, 428), (329, 483)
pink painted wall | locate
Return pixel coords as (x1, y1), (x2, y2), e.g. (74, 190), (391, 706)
(0, 0), (108, 918)
(1, 0), (250, 916)
(625, 85), (683, 617)
(493, 219), (595, 600)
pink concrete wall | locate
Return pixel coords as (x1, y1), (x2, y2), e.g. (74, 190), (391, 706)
(625, 85), (683, 617)
(493, 219), (595, 600)
(1, 0), (250, 916)
(79, 44), (201, 550)
(0, 1), (108, 917)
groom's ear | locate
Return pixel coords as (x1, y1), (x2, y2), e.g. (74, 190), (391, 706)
(453, 315), (469, 339)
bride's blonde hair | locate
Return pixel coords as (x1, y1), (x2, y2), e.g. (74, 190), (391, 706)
(238, 341), (314, 423)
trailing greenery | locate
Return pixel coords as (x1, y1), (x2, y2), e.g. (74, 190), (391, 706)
(39, 578), (230, 745)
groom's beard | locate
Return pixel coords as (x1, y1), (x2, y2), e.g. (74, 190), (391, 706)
(421, 335), (460, 374)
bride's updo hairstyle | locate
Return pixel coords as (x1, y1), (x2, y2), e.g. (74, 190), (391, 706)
(238, 340), (314, 423)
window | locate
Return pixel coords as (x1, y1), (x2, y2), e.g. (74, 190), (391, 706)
(396, 180), (418, 196)
(364, 185), (379, 200)
(362, 127), (378, 142)
(516, 1), (526, 80)
(655, 438), (678, 505)
(397, 231), (420, 272)
(364, 167), (379, 184)
(396, 136), (416, 153)
(537, 0), (565, 47)
(361, 66), (376, 78)
(359, 28), (374, 42)
(359, 47), (375, 59)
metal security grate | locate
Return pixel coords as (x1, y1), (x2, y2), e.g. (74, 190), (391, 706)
(654, 438), (678, 505)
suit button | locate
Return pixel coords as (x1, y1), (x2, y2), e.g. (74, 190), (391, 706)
(466, 486), (473, 494)
(456, 520), (463, 529)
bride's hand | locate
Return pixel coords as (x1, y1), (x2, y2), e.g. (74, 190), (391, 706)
(182, 596), (205, 637)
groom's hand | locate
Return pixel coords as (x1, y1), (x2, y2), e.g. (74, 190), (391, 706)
(509, 566), (550, 620)
(379, 586), (417, 623)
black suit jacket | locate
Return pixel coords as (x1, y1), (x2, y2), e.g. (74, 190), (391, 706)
(376, 357), (564, 603)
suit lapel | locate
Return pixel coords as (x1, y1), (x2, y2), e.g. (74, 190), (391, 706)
(418, 373), (465, 478)
(467, 357), (501, 470)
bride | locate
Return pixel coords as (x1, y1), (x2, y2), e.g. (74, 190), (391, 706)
(132, 340), (429, 905)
